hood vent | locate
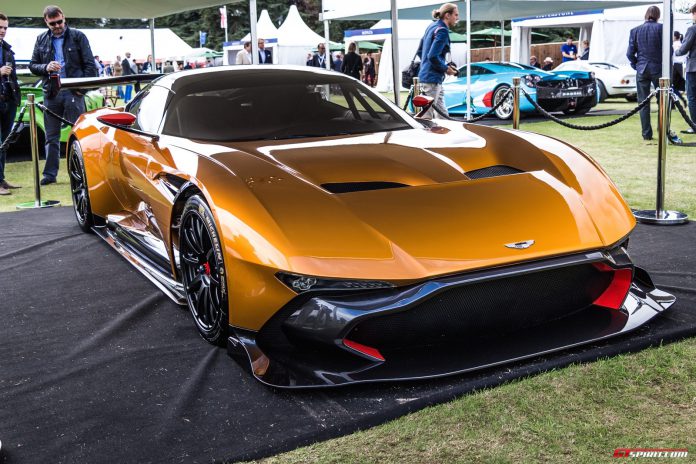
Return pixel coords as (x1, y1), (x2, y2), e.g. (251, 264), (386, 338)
(466, 165), (523, 180)
(321, 181), (410, 194)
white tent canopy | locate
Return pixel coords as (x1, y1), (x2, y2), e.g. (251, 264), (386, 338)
(321, 0), (654, 21)
(510, 5), (691, 65)
(2, 1), (246, 19)
(224, 5), (327, 66)
(240, 9), (279, 43)
(6, 27), (192, 64)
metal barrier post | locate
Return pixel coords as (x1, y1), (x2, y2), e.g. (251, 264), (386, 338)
(512, 77), (520, 129)
(634, 78), (688, 225)
(16, 93), (60, 209)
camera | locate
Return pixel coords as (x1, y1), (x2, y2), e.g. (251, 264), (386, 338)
(447, 62), (459, 77)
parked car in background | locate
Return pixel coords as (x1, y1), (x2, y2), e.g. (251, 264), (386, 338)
(553, 60), (637, 102)
(443, 62), (598, 119)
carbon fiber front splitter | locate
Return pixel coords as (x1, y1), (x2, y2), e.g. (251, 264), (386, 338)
(226, 264), (675, 389)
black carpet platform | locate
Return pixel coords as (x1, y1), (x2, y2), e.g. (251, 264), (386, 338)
(1, 208), (694, 463)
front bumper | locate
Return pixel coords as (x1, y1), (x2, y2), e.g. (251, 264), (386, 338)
(227, 248), (674, 388)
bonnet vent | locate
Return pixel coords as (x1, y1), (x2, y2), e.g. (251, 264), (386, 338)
(466, 165), (523, 180)
(321, 182), (410, 194)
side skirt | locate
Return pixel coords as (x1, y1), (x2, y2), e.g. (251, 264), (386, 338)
(92, 215), (186, 306)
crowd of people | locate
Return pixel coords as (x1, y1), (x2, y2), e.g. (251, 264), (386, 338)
(303, 42), (379, 87)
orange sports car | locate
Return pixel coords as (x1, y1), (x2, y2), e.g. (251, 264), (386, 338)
(67, 66), (675, 388)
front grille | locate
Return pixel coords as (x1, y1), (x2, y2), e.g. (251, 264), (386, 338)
(347, 263), (613, 349)
(466, 165), (523, 179)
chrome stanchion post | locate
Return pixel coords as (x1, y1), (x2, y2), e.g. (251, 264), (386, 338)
(16, 93), (61, 209)
(512, 77), (520, 129)
(634, 78), (688, 225)
(29, 94), (40, 207)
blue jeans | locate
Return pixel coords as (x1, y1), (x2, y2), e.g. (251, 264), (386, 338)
(686, 71), (696, 124)
(0, 100), (18, 183)
(43, 90), (85, 180)
(124, 84), (133, 103)
(636, 71), (660, 140)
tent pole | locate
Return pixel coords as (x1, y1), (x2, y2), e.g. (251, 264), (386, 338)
(390, 0), (400, 107)
(324, 20), (332, 70)
(500, 20), (505, 61)
(150, 18), (156, 72)
(466, 0), (471, 120)
(250, 0), (259, 64)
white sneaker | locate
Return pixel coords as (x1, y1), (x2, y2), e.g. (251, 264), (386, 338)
(0, 186), (11, 195)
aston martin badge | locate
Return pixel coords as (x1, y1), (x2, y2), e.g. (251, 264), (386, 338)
(505, 240), (535, 249)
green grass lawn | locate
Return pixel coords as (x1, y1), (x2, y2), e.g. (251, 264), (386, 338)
(2, 99), (695, 464)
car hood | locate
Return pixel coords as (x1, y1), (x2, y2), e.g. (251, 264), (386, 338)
(172, 124), (634, 280)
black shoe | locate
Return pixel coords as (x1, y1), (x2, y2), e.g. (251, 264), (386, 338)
(681, 128), (696, 134)
(40, 177), (56, 186)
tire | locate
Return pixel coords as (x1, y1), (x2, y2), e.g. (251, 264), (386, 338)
(179, 195), (228, 346)
(597, 80), (608, 102)
(625, 94), (637, 102)
(493, 85), (513, 120)
(67, 140), (94, 233)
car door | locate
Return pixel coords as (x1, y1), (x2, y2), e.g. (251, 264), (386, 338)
(110, 85), (176, 242)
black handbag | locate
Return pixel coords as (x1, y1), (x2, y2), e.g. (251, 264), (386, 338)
(402, 39), (422, 89)
(401, 60), (420, 89)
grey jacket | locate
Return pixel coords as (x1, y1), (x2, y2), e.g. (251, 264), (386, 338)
(676, 24), (696, 73)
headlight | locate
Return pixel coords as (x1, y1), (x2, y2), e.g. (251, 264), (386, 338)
(276, 272), (394, 293)
(523, 74), (541, 88)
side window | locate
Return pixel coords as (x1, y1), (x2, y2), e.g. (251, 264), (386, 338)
(130, 85), (171, 133)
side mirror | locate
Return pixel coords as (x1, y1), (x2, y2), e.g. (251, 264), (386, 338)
(412, 95), (434, 108)
(97, 112), (137, 126)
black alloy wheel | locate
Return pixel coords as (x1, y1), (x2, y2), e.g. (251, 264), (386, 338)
(68, 140), (93, 233)
(179, 195), (228, 345)
(493, 85), (513, 120)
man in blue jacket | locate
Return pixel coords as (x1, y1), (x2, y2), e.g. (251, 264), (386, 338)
(30, 5), (97, 185)
(416, 3), (459, 119)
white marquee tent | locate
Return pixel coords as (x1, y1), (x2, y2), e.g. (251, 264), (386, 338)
(224, 5), (327, 66)
(6, 27), (192, 64)
(510, 5), (692, 66)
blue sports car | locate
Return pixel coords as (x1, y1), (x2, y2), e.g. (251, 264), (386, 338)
(443, 62), (598, 119)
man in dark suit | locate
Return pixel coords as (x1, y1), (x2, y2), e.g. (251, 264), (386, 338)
(309, 43), (329, 68)
(258, 38), (272, 64)
(676, 4), (696, 134)
(627, 6), (666, 142)
(29, 5), (97, 185)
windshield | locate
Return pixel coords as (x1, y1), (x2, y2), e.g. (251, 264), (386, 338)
(162, 72), (414, 141)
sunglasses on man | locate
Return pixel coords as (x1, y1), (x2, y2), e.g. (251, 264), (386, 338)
(48, 19), (64, 27)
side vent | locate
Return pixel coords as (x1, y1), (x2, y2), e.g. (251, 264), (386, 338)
(466, 165), (524, 180)
(321, 181), (410, 194)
